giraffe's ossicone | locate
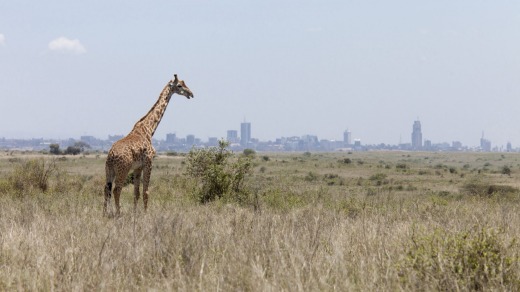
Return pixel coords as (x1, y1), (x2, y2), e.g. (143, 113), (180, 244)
(104, 74), (193, 216)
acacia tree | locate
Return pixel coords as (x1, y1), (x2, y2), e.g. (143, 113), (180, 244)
(49, 144), (61, 155)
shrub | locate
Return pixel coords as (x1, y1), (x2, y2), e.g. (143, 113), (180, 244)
(461, 178), (518, 197)
(341, 158), (352, 164)
(184, 140), (252, 204)
(501, 166), (512, 176)
(304, 171), (319, 182)
(323, 173), (344, 186)
(369, 173), (388, 186)
(400, 226), (518, 290)
(6, 158), (58, 194)
(243, 148), (256, 157)
(65, 146), (81, 155)
(396, 163), (408, 170)
(49, 143), (61, 155)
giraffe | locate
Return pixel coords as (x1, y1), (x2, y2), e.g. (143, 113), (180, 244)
(104, 74), (193, 216)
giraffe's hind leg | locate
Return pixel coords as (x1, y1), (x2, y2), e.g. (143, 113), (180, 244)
(113, 171), (128, 217)
(104, 181), (113, 216)
(133, 169), (142, 212)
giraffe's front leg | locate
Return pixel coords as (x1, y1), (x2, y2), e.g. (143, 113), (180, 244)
(133, 169), (142, 212)
(142, 162), (153, 211)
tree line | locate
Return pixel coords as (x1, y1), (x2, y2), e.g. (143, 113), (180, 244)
(49, 141), (91, 155)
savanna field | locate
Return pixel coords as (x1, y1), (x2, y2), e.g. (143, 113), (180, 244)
(1, 149), (520, 291)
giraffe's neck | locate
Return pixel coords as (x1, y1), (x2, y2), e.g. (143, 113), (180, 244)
(130, 84), (174, 140)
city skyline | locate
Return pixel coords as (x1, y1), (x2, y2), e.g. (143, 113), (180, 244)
(0, 118), (514, 152)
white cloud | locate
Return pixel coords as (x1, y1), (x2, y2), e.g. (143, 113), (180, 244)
(0, 34), (5, 46)
(48, 37), (86, 54)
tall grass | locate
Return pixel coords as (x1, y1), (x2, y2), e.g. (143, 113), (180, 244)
(0, 152), (519, 290)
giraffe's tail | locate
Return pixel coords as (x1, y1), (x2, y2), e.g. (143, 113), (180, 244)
(103, 161), (116, 216)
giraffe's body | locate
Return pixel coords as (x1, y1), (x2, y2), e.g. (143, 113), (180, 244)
(104, 75), (193, 216)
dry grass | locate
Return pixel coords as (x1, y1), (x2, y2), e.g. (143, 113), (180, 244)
(1, 150), (520, 290)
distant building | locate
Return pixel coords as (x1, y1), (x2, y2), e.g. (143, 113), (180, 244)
(424, 140), (432, 150)
(507, 142), (512, 152)
(80, 135), (97, 145)
(186, 135), (195, 146)
(227, 130), (238, 143)
(166, 133), (176, 144)
(208, 137), (218, 146)
(343, 130), (352, 146)
(411, 120), (422, 150)
(480, 138), (491, 151)
(301, 135), (319, 151)
(108, 135), (124, 142)
(240, 122), (251, 147)
(480, 132), (491, 152)
(452, 141), (462, 150)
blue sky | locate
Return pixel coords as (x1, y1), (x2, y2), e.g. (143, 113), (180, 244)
(0, 1), (519, 147)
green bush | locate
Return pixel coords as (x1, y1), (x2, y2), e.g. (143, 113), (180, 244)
(323, 173), (344, 186)
(340, 158), (352, 164)
(49, 143), (61, 155)
(369, 173), (388, 186)
(243, 148), (256, 157)
(304, 171), (319, 182)
(400, 226), (518, 290)
(184, 140), (252, 204)
(461, 178), (518, 197)
(396, 163), (408, 170)
(64, 146), (81, 155)
(6, 158), (57, 194)
(502, 166), (512, 176)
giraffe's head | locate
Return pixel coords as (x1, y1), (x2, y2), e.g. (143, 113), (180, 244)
(169, 74), (194, 99)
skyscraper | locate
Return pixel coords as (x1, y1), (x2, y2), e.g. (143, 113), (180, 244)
(166, 133), (176, 144)
(411, 120), (422, 150)
(240, 122), (251, 147)
(343, 129), (352, 146)
(480, 132), (491, 152)
(227, 130), (238, 143)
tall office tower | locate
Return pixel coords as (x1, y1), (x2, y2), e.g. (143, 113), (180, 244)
(240, 122), (251, 147)
(343, 129), (352, 146)
(166, 133), (176, 144)
(480, 132), (491, 152)
(411, 120), (422, 150)
(227, 130), (238, 143)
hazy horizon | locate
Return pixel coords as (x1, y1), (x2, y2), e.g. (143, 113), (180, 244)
(1, 1), (519, 147)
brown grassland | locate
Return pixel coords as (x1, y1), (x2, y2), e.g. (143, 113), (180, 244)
(1, 149), (520, 291)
